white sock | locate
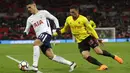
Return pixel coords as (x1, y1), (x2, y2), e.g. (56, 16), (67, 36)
(32, 46), (40, 67)
(52, 55), (72, 66)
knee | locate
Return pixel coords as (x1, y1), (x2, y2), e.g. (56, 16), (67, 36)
(48, 56), (54, 60)
(95, 50), (103, 55)
(33, 44), (39, 46)
(94, 47), (103, 55)
(33, 39), (41, 46)
(96, 52), (102, 55)
(47, 54), (55, 60)
(83, 55), (90, 59)
(33, 42), (40, 46)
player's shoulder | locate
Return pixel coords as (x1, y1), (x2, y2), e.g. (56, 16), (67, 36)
(79, 15), (87, 19)
(38, 10), (49, 13)
(66, 16), (71, 19)
(66, 16), (72, 20)
(90, 20), (94, 22)
(27, 15), (33, 21)
(79, 15), (88, 21)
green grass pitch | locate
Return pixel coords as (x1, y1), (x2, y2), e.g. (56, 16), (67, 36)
(0, 42), (130, 73)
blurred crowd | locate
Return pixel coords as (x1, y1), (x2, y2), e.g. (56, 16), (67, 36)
(0, 0), (130, 40)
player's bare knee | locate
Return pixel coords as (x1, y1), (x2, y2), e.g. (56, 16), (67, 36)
(33, 39), (41, 46)
(47, 55), (54, 60)
(83, 55), (90, 59)
(82, 51), (90, 59)
(96, 52), (102, 55)
(94, 47), (103, 55)
(95, 50), (103, 55)
(45, 50), (55, 60)
(33, 43), (39, 46)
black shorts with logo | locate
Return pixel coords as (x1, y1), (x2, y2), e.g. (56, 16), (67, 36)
(78, 36), (99, 53)
(37, 32), (52, 54)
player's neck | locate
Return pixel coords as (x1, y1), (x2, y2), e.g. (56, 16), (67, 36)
(73, 14), (80, 20)
(33, 9), (39, 14)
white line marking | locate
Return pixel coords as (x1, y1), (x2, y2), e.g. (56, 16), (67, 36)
(6, 55), (43, 73)
(6, 55), (20, 63)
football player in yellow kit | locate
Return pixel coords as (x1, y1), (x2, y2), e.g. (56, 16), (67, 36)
(53, 5), (123, 70)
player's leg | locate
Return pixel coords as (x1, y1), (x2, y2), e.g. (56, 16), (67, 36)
(40, 46), (76, 72)
(28, 39), (42, 72)
(79, 36), (108, 70)
(81, 50), (108, 70)
(94, 46), (123, 64)
(93, 46), (114, 58)
(33, 39), (41, 66)
(81, 50), (102, 66)
(40, 33), (76, 72)
(89, 36), (123, 64)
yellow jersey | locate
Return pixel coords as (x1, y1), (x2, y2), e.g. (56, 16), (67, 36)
(89, 20), (96, 28)
(53, 15), (99, 43)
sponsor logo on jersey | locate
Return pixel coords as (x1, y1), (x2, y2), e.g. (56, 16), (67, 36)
(33, 20), (43, 28)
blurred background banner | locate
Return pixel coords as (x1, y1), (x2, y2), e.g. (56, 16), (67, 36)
(0, 38), (130, 44)
(0, 0), (130, 43)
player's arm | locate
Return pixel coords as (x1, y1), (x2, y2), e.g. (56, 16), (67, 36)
(53, 20), (69, 36)
(44, 10), (59, 28)
(90, 20), (96, 28)
(84, 18), (99, 39)
(85, 18), (103, 44)
(87, 24), (104, 44)
(24, 19), (31, 35)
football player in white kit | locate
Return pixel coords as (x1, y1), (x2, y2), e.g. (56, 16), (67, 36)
(24, 0), (76, 72)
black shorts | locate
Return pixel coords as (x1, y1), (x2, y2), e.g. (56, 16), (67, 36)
(78, 36), (99, 53)
(37, 32), (52, 54)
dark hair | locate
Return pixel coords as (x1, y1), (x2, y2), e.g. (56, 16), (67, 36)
(26, 0), (35, 5)
(70, 5), (79, 11)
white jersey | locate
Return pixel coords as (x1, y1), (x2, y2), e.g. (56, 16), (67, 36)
(24, 10), (59, 37)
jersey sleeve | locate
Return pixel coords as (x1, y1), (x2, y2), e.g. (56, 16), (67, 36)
(24, 18), (31, 35)
(53, 17), (69, 36)
(84, 18), (99, 39)
(43, 10), (60, 28)
(90, 20), (96, 28)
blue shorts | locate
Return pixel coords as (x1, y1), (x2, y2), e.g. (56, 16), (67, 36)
(37, 32), (52, 54)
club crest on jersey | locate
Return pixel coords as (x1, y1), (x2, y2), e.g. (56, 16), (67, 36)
(33, 20), (43, 28)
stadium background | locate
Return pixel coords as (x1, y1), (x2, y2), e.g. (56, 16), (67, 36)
(0, 0), (130, 41)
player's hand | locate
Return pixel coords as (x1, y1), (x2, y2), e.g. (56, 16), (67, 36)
(98, 39), (104, 45)
(56, 28), (61, 35)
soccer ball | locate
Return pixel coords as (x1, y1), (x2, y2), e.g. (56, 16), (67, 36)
(18, 60), (29, 71)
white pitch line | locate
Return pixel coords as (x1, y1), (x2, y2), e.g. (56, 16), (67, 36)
(6, 55), (43, 73)
(6, 55), (21, 63)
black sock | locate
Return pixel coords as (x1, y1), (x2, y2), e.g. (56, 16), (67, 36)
(86, 56), (102, 66)
(102, 50), (115, 58)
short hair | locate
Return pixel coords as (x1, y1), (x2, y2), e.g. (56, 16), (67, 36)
(70, 5), (79, 11)
(26, 0), (35, 5)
